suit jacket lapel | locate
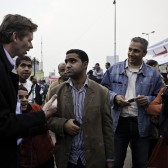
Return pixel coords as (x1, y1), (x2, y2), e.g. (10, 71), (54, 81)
(0, 43), (14, 72)
(84, 83), (95, 116)
(64, 86), (75, 118)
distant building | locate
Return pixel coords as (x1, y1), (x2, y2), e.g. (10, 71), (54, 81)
(146, 38), (168, 73)
(106, 55), (119, 66)
(48, 71), (59, 85)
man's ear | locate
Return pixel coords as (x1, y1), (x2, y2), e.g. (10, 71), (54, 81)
(83, 61), (88, 67)
(11, 32), (18, 42)
(143, 50), (147, 57)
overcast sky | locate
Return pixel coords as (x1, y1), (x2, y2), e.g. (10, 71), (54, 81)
(1, 0), (168, 76)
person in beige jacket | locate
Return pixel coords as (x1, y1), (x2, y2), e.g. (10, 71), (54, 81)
(46, 49), (114, 168)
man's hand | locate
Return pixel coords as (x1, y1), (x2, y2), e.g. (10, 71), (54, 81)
(42, 94), (57, 119)
(115, 95), (131, 107)
(64, 119), (80, 136)
(135, 95), (148, 106)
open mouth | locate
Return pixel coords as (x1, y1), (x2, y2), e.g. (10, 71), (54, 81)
(21, 103), (28, 107)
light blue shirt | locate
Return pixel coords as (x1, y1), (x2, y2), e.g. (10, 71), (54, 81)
(3, 48), (15, 67)
(66, 78), (88, 166)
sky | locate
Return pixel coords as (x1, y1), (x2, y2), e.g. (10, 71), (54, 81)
(1, 0), (168, 76)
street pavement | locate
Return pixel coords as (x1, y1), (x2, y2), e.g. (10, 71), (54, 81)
(124, 147), (132, 168)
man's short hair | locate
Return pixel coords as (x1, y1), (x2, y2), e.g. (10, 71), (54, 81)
(87, 70), (93, 75)
(66, 49), (89, 63)
(146, 59), (158, 67)
(18, 84), (28, 92)
(131, 37), (148, 52)
(106, 62), (111, 66)
(15, 56), (32, 67)
(0, 14), (38, 43)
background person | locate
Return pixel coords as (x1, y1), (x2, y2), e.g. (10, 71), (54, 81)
(15, 56), (33, 102)
(46, 62), (69, 101)
(93, 63), (103, 83)
(17, 85), (55, 168)
(30, 75), (43, 105)
(147, 86), (168, 167)
(105, 62), (111, 70)
(87, 69), (99, 83)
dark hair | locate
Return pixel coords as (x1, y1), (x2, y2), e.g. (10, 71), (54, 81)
(15, 56), (32, 67)
(66, 49), (89, 63)
(106, 62), (111, 66)
(58, 62), (66, 70)
(146, 59), (158, 67)
(18, 84), (28, 92)
(87, 70), (93, 75)
(131, 37), (148, 52)
(0, 14), (38, 43)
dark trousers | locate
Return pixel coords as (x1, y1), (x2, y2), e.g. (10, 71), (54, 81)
(148, 138), (158, 159)
(67, 158), (85, 168)
(37, 156), (55, 168)
(114, 117), (150, 168)
(19, 156), (54, 168)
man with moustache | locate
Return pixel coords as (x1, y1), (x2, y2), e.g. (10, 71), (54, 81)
(47, 49), (114, 168)
(101, 37), (164, 168)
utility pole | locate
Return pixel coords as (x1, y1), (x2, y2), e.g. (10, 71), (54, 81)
(113, 0), (116, 63)
(33, 57), (36, 76)
(41, 37), (43, 72)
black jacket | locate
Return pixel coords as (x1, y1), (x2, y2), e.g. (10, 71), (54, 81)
(0, 43), (46, 168)
(30, 83), (43, 105)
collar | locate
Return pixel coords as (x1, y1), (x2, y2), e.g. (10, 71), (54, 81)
(3, 48), (15, 67)
(66, 77), (88, 88)
(0, 43), (13, 72)
(118, 60), (147, 76)
(125, 59), (143, 73)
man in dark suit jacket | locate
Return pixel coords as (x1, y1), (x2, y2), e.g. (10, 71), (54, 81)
(30, 75), (43, 105)
(0, 14), (57, 168)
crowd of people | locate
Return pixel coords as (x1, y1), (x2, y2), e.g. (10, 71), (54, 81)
(0, 13), (168, 168)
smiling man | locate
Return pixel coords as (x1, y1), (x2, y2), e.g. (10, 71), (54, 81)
(17, 85), (55, 168)
(101, 37), (164, 168)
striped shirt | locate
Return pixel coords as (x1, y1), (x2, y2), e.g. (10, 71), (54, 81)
(66, 78), (88, 166)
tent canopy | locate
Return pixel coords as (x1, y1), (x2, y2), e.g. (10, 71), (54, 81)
(145, 38), (168, 65)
